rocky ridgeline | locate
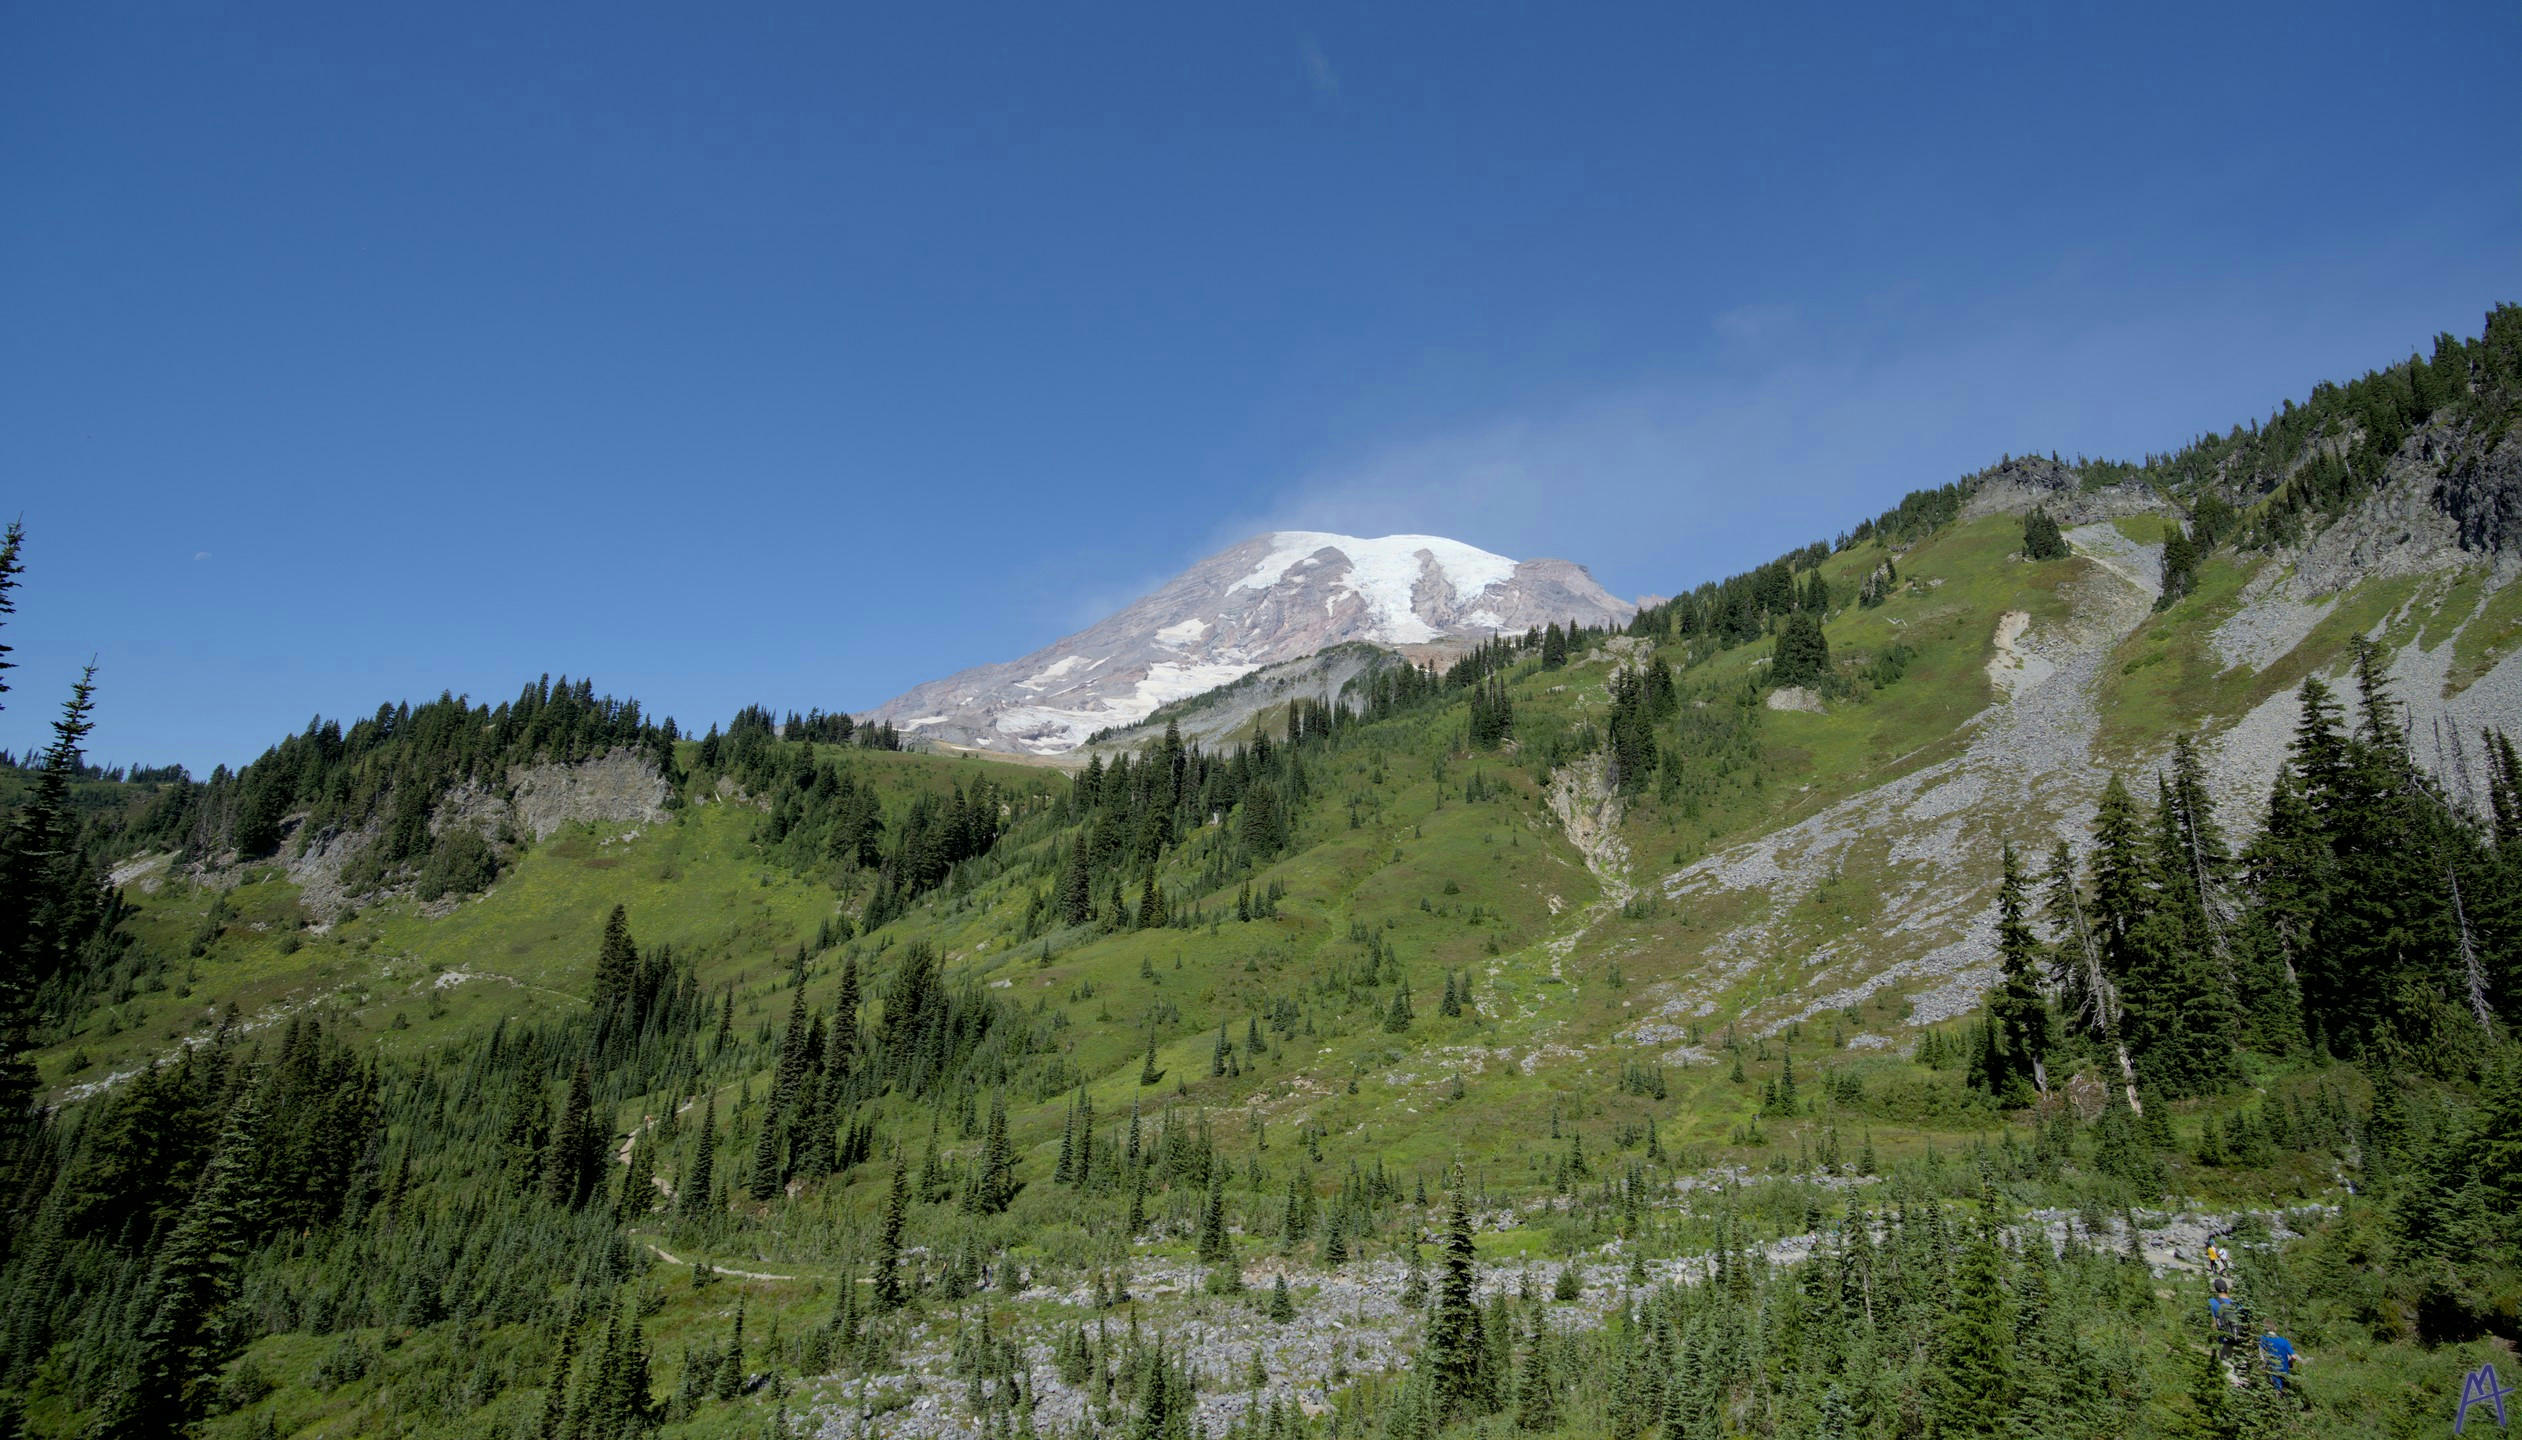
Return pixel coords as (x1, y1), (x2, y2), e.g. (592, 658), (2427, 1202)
(188, 747), (671, 920)
(1959, 454), (2169, 527)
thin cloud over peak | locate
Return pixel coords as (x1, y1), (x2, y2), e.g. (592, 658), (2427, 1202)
(1299, 33), (1339, 97)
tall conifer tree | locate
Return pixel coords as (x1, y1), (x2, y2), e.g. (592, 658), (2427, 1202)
(1427, 1191), (1493, 1422)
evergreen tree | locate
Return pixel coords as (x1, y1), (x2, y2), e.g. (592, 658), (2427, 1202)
(974, 1091), (1017, 1214)
(1968, 845), (2053, 1107)
(2234, 782), (2315, 1055)
(1606, 666), (1660, 794)
(1514, 1319), (1557, 1433)
(102, 1084), (268, 1440)
(0, 520), (19, 709)
(789, 1015), (834, 1179)
(2313, 645), (2472, 1055)
(1925, 1208), (2014, 1437)
(2022, 506), (2068, 561)
(584, 1294), (660, 1436)
(0, 663), (102, 1129)
(833, 952), (862, 1036)
(1197, 1168), (1230, 1263)
(681, 1095), (717, 1217)
(544, 1062), (606, 1210)
(1056, 843), (1096, 926)
(1771, 611), (1831, 689)
(2086, 775), (2150, 983)
(2120, 765), (2242, 1096)
(874, 1155), (910, 1311)
(771, 981), (815, 1113)
(536, 1317), (578, 1440)
(1239, 783), (1286, 856)
(592, 904), (638, 1011)
(2175, 1335), (2234, 1440)
(715, 1299), (745, 1401)
(1427, 1191), (1493, 1423)
(2045, 841), (2140, 1112)
(2158, 520), (2201, 605)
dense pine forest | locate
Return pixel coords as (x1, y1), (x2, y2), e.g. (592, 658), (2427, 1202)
(0, 308), (2519, 1440)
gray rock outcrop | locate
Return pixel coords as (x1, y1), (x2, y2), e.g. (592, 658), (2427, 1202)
(1960, 455), (2170, 526)
(186, 748), (672, 921)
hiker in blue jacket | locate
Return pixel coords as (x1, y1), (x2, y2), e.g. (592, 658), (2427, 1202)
(2260, 1326), (2302, 1393)
(2208, 1277), (2238, 1342)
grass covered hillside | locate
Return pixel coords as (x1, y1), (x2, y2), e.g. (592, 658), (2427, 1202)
(1, 309), (2520, 1440)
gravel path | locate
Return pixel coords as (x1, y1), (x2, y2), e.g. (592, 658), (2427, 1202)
(646, 1244), (793, 1282)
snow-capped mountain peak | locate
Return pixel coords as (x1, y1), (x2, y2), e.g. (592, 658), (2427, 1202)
(1229, 532), (1521, 644)
(864, 532), (1633, 755)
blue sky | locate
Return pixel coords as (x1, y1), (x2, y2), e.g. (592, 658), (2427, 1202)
(3, 1), (2514, 772)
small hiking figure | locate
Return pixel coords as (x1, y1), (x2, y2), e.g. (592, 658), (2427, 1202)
(2203, 1239), (2230, 1277)
(2208, 1278), (2237, 1333)
(2208, 1278), (2246, 1370)
(2260, 1326), (2302, 1395)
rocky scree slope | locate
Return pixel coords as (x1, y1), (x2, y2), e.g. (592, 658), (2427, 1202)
(1627, 426), (2522, 1062)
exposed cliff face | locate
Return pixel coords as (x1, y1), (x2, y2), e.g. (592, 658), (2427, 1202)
(867, 532), (1634, 755)
(195, 748), (673, 920)
(2431, 427), (2522, 558)
(508, 749), (673, 841)
(2244, 417), (2522, 600)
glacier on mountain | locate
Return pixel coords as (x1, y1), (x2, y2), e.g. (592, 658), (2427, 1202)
(865, 530), (1632, 755)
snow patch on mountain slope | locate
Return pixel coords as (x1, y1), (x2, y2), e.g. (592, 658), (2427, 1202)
(1136, 661), (1260, 707)
(985, 662), (1268, 749)
(867, 530), (1631, 755)
(1234, 532), (1522, 645)
(1020, 657), (1089, 689)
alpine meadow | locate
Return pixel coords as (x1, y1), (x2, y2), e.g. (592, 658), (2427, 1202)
(7, 305), (2522, 1440)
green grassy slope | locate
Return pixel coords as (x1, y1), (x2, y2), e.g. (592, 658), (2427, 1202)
(46, 507), (2489, 1163)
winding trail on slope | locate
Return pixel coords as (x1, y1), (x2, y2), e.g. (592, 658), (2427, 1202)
(643, 1244), (796, 1282)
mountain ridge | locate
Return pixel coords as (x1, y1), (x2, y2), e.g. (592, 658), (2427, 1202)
(864, 530), (1632, 755)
